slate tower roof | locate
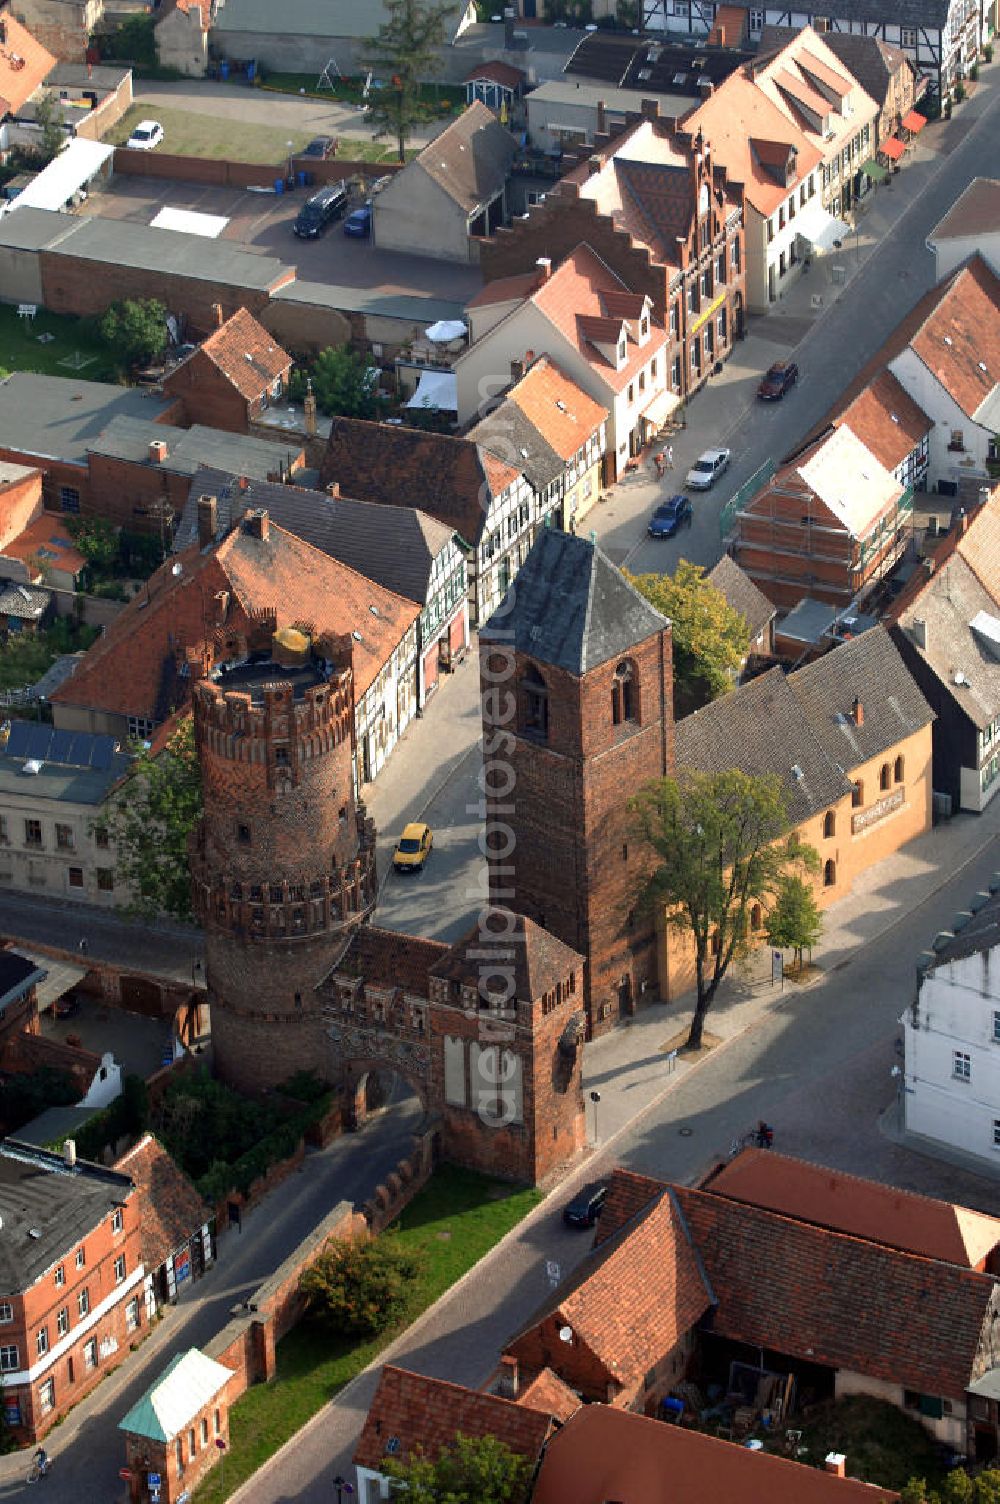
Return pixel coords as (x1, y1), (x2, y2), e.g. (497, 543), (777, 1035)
(480, 530), (668, 676)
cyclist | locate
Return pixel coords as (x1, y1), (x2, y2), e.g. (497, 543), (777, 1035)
(34, 1447), (49, 1476)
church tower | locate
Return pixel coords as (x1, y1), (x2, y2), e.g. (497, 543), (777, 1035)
(190, 622), (377, 1093)
(480, 532), (674, 1037)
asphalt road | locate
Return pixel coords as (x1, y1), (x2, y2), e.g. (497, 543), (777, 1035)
(0, 1085), (423, 1503)
(0, 889), (203, 982)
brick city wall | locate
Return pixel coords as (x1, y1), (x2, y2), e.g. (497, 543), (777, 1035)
(362, 1123), (437, 1232)
(112, 149), (404, 191)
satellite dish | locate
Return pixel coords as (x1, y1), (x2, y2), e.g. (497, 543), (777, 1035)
(558, 1325), (573, 1343)
(171, 562), (183, 577)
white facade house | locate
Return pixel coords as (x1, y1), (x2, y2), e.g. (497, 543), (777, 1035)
(903, 884), (1000, 1164)
(927, 177), (1000, 282)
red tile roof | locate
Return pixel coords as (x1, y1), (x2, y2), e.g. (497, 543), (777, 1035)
(353, 1365), (557, 1472)
(1, 510), (86, 581)
(674, 1184), (998, 1399)
(705, 1149), (1000, 1269)
(334, 926), (450, 996)
(467, 268), (546, 310)
(833, 370), (933, 473)
(907, 255), (1000, 422)
(508, 1189), (713, 1392)
(429, 909), (584, 1005)
(0, 14), (56, 116)
(50, 515), (418, 720)
(167, 308), (291, 405)
(465, 61), (525, 90)
(531, 244), (668, 396)
(509, 356), (608, 461)
(516, 1367), (580, 1422)
(532, 1405), (897, 1504)
(115, 1134), (209, 1273)
(592, 1166), (663, 1246)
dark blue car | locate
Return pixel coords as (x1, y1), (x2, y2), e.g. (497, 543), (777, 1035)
(343, 203), (372, 238)
(647, 494), (692, 537)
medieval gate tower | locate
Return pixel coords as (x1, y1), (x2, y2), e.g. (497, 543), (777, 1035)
(190, 625), (376, 1094)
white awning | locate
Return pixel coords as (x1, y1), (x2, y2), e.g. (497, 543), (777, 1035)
(794, 199), (852, 256)
(641, 388), (680, 430)
(424, 319), (467, 343)
(8, 139), (114, 213)
(151, 207), (229, 238)
(404, 370), (458, 410)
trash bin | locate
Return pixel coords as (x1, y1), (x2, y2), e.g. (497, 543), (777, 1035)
(296, 170), (308, 188)
(219, 59), (229, 80)
(274, 177), (284, 195)
(246, 60), (256, 83)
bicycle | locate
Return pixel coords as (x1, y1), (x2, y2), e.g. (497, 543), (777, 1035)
(26, 1455), (51, 1483)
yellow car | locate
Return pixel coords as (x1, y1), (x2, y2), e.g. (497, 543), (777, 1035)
(393, 822), (433, 872)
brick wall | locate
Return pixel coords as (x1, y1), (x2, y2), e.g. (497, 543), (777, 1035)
(0, 1028), (101, 1101)
(259, 299), (353, 359)
(112, 150), (404, 191)
(161, 350), (251, 434)
(72, 71), (134, 144)
(0, 465), (43, 550)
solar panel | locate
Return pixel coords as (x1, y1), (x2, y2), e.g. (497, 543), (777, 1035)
(28, 725), (55, 761)
(90, 736), (117, 771)
(49, 729), (75, 765)
(4, 721), (32, 758)
(67, 734), (91, 767)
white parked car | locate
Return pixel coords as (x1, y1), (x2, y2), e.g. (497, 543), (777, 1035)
(126, 120), (164, 151)
(685, 447), (731, 490)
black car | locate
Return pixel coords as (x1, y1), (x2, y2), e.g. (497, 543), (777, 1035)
(292, 181), (349, 238)
(301, 135), (336, 159)
(648, 495), (693, 538)
(563, 1181), (609, 1228)
(757, 360), (799, 400)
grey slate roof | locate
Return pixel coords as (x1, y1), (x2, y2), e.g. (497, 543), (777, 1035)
(405, 100), (516, 217)
(87, 418), (298, 481)
(803, 0), (951, 31)
(788, 626), (936, 772)
(925, 888), (1000, 970)
(0, 582), (50, 620)
(0, 372), (174, 466)
(929, 178), (1000, 242)
(271, 281), (466, 326)
(707, 555), (776, 642)
(894, 553), (1000, 734)
(675, 666), (852, 823)
(0, 1140), (135, 1293)
(480, 530), (669, 675)
(469, 402), (564, 491)
(0, 952), (46, 1008)
(175, 468), (455, 606)
(820, 32), (913, 108)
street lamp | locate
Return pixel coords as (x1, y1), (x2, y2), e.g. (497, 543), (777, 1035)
(286, 139), (295, 188)
(589, 1089), (601, 1144)
(333, 1476), (355, 1504)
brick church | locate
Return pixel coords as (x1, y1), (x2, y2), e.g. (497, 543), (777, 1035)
(191, 525), (669, 1181)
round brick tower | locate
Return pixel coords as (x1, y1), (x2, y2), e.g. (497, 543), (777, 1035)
(190, 632), (377, 1094)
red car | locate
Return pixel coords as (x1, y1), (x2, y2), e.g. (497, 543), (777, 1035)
(757, 360), (799, 400)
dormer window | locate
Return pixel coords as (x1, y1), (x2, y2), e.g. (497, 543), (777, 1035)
(640, 317), (648, 338)
(618, 339), (627, 363)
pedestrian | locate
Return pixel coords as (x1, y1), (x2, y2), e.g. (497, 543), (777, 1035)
(653, 453), (665, 479)
(666, 444), (674, 469)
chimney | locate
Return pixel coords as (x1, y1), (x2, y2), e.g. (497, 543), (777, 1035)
(587, 154), (602, 176)
(211, 302), (224, 328)
(504, 5), (515, 48)
(923, 555), (936, 578)
(851, 696), (864, 727)
(911, 618), (928, 651)
(327, 481), (341, 499)
(63, 1139), (77, 1168)
(957, 507), (968, 536)
(148, 439), (168, 464)
(596, 98), (607, 134)
(244, 508), (269, 541)
(698, 77), (714, 99)
(825, 1454), (846, 1479)
(535, 256), (552, 282)
(524, 348), (535, 367)
(510, 357), (524, 384)
(640, 97), (660, 121)
(304, 378), (317, 438)
(497, 1354), (519, 1399)
(238, 475), (249, 492)
(197, 493), (218, 548)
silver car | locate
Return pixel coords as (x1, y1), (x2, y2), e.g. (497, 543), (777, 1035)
(685, 447), (731, 490)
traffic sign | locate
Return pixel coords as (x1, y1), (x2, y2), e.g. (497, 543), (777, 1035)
(118, 1468), (132, 1481)
(148, 1473), (161, 1487)
(151, 1492), (160, 1504)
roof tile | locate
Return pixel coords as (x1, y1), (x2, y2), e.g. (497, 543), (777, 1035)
(115, 1133), (209, 1272)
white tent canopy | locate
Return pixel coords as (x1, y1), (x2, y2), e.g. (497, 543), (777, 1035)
(8, 139), (114, 213)
(404, 370), (458, 410)
(424, 319), (467, 343)
(151, 207), (229, 238)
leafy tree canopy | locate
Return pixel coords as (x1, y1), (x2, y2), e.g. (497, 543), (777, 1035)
(34, 92), (65, 165)
(382, 1432), (533, 1504)
(765, 873), (823, 970)
(307, 345), (380, 419)
(98, 297), (167, 369)
(627, 560), (750, 713)
(631, 769), (818, 1047)
(903, 1471), (1000, 1504)
(104, 717), (201, 921)
(364, 0), (453, 161)
(300, 1236), (423, 1338)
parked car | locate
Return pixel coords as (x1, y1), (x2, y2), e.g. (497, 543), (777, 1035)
(393, 822), (433, 873)
(647, 494), (692, 538)
(757, 360), (799, 400)
(301, 135), (336, 159)
(292, 181), (349, 239)
(563, 1181), (609, 1228)
(685, 447), (731, 490)
(343, 202), (372, 238)
(126, 120), (164, 152)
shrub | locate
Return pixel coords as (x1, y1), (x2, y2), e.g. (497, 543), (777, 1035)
(985, 43), (994, 62)
(0, 1067), (78, 1135)
(74, 1073), (149, 1160)
(969, 62), (978, 79)
(300, 1236), (424, 1337)
(954, 79), (966, 100)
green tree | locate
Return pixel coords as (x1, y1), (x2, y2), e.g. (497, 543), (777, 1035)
(383, 1433), (533, 1504)
(631, 769), (818, 1048)
(364, 0), (453, 161)
(66, 516), (121, 582)
(627, 560), (750, 714)
(300, 1236), (423, 1338)
(765, 873), (823, 973)
(98, 297), (167, 369)
(903, 1472), (1000, 1504)
(309, 345), (379, 418)
(104, 717), (202, 921)
(34, 91), (65, 165)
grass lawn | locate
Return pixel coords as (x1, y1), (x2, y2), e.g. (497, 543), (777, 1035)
(331, 138), (419, 164)
(258, 72), (466, 114)
(0, 304), (117, 383)
(194, 1165), (542, 1502)
(776, 1397), (946, 1492)
(104, 103), (315, 163)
